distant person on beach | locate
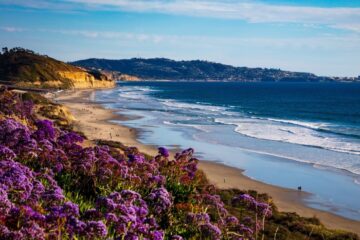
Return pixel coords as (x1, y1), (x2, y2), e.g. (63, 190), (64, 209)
(298, 186), (302, 191)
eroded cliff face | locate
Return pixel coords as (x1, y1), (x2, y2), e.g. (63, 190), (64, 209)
(100, 70), (141, 81)
(117, 74), (141, 81)
(57, 71), (116, 89)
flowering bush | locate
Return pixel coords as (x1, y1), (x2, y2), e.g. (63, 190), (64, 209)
(4, 89), (346, 240)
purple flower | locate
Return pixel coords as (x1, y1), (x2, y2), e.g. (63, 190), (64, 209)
(85, 221), (108, 238)
(62, 202), (80, 217)
(233, 194), (272, 217)
(121, 189), (141, 203)
(33, 120), (56, 140)
(150, 175), (166, 186)
(84, 209), (102, 220)
(0, 159), (34, 202)
(236, 224), (254, 236)
(200, 223), (221, 240)
(42, 187), (65, 205)
(105, 213), (118, 223)
(96, 197), (117, 212)
(128, 154), (145, 164)
(150, 230), (164, 240)
(256, 202), (272, 217)
(58, 132), (84, 146)
(67, 216), (87, 236)
(224, 216), (239, 226)
(158, 147), (170, 158)
(0, 145), (16, 160)
(147, 187), (172, 214)
(232, 194), (256, 207)
(187, 213), (210, 224)
(171, 235), (183, 240)
(20, 222), (45, 240)
(0, 185), (13, 215)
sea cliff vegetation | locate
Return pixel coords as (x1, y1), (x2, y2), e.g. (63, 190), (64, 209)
(72, 58), (360, 82)
(0, 48), (115, 89)
(0, 88), (358, 239)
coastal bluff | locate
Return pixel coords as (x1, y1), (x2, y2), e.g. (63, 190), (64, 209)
(56, 70), (115, 88)
(0, 47), (115, 89)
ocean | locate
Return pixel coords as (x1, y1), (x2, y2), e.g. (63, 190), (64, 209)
(96, 81), (360, 220)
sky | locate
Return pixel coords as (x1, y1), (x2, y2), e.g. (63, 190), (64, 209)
(0, 0), (360, 77)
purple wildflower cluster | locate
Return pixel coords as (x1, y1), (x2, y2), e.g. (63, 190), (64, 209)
(0, 158), (108, 239)
(185, 193), (258, 239)
(232, 194), (273, 238)
(148, 187), (172, 214)
(92, 190), (163, 239)
(232, 194), (272, 218)
(0, 87), (33, 120)
(0, 89), (273, 239)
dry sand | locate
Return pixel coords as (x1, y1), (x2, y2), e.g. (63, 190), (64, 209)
(54, 89), (360, 235)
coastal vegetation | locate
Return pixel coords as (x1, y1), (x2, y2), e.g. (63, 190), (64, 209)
(72, 58), (360, 82)
(0, 48), (115, 89)
(0, 87), (358, 239)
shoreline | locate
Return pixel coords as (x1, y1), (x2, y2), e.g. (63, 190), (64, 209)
(54, 89), (360, 235)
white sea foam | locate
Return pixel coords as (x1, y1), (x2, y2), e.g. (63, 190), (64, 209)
(354, 179), (360, 185)
(107, 85), (360, 176)
(161, 100), (226, 113)
(163, 120), (210, 132)
(215, 117), (360, 156)
(117, 86), (156, 100)
(262, 117), (329, 130)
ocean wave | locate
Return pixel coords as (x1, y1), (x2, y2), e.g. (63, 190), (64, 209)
(116, 86), (157, 100)
(101, 84), (360, 176)
(263, 117), (329, 130)
(256, 117), (360, 139)
(214, 117), (360, 156)
(161, 100), (227, 113)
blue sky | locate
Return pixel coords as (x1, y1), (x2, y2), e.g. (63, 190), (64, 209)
(0, 0), (360, 77)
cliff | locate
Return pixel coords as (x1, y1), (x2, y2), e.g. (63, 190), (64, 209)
(99, 70), (141, 81)
(0, 47), (115, 89)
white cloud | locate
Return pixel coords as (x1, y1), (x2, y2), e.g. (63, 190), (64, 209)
(41, 29), (168, 43)
(0, 26), (25, 32)
(63, 0), (360, 29)
(332, 23), (360, 33)
(2, 0), (360, 33)
(35, 28), (360, 51)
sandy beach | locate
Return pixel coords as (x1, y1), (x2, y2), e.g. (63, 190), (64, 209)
(54, 89), (360, 235)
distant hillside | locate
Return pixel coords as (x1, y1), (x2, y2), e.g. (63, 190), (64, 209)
(72, 58), (357, 82)
(0, 47), (115, 89)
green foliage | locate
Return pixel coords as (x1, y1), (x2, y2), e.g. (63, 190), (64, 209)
(65, 190), (96, 213)
(22, 92), (52, 104)
(165, 177), (196, 203)
(0, 47), (109, 89)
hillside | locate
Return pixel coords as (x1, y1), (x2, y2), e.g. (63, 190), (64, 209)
(72, 58), (357, 82)
(0, 47), (115, 89)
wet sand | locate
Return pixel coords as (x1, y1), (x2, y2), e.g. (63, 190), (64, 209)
(54, 89), (360, 235)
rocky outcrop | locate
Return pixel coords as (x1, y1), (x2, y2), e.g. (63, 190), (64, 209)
(57, 71), (116, 88)
(100, 70), (141, 81)
(117, 74), (141, 81)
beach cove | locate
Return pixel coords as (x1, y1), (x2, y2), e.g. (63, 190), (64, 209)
(54, 88), (360, 235)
